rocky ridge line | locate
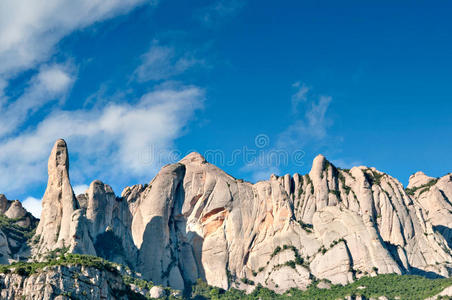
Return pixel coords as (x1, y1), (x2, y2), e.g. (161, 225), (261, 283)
(4, 140), (452, 294)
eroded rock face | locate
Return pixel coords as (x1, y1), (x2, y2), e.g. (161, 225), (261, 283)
(32, 140), (136, 266)
(118, 153), (452, 292)
(0, 265), (133, 300)
(0, 195), (37, 263)
(312, 206), (401, 281)
(28, 141), (452, 293)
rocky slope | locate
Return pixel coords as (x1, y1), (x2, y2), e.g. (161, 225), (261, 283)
(0, 194), (37, 264)
(3, 139), (452, 296)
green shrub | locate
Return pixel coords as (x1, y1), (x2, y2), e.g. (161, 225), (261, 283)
(0, 214), (37, 251)
(406, 178), (438, 196)
(270, 246), (282, 258)
(364, 169), (385, 186)
(241, 278), (255, 285)
(0, 253), (119, 276)
(297, 220), (313, 233)
(285, 260), (296, 269)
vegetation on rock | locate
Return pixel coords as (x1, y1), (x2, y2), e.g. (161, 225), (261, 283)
(0, 253), (119, 276)
(189, 274), (452, 300)
(406, 178), (439, 196)
(0, 214), (37, 242)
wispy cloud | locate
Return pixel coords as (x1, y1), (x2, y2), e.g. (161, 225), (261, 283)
(0, 64), (74, 137)
(291, 81), (309, 113)
(242, 82), (334, 181)
(277, 95), (332, 150)
(134, 40), (201, 82)
(0, 86), (204, 195)
(0, 0), (152, 80)
(0, 0), (212, 212)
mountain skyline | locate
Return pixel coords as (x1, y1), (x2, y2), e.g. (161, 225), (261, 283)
(2, 138), (452, 298)
(17, 139), (452, 219)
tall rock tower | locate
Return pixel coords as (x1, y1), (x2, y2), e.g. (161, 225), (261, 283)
(35, 139), (79, 253)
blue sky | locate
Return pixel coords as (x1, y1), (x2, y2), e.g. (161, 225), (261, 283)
(0, 1), (451, 217)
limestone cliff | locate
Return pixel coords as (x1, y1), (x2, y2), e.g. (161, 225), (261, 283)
(9, 139), (452, 294)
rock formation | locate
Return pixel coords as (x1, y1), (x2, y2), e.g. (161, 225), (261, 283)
(2, 139), (452, 295)
(117, 151), (452, 291)
(0, 265), (137, 299)
(0, 195), (35, 227)
(35, 139), (79, 254)
(0, 194), (37, 264)
(34, 140), (137, 266)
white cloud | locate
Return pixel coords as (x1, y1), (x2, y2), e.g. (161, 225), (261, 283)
(22, 197), (42, 218)
(73, 184), (89, 196)
(277, 95), (332, 150)
(134, 40), (200, 82)
(291, 82), (309, 113)
(0, 0), (152, 79)
(0, 64), (74, 137)
(0, 78), (6, 99)
(0, 0), (210, 202)
(0, 85), (204, 194)
(36, 65), (73, 94)
(242, 84), (334, 181)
